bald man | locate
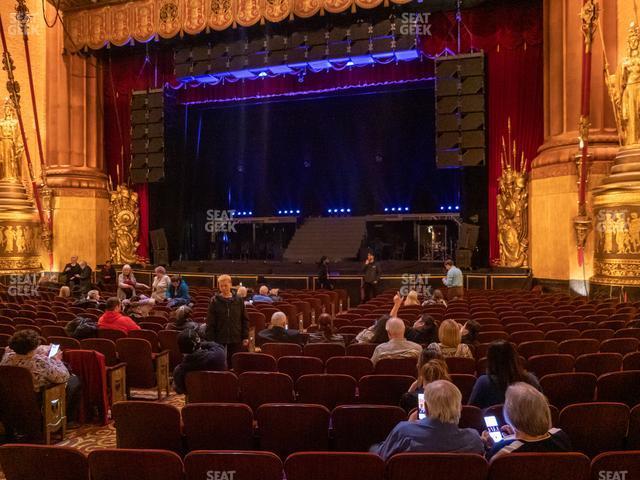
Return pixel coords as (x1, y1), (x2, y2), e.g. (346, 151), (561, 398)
(252, 285), (274, 303)
(371, 317), (422, 365)
(257, 311), (305, 346)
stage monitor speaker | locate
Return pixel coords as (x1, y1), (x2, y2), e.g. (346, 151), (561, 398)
(458, 223), (480, 251)
(130, 89), (167, 184)
(434, 53), (486, 168)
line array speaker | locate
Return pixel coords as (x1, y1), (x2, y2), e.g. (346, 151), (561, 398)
(130, 89), (165, 183)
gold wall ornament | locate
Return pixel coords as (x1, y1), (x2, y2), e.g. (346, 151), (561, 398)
(0, 100), (41, 274)
(109, 184), (141, 265)
(497, 119), (529, 268)
(61, 0), (411, 51)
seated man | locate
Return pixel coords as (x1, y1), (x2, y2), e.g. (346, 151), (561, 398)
(257, 311), (304, 345)
(97, 297), (141, 334)
(252, 285), (274, 303)
(486, 382), (572, 460)
(371, 380), (484, 460)
(371, 317), (422, 365)
(73, 289), (106, 310)
(1, 330), (82, 425)
(172, 327), (227, 395)
(166, 275), (191, 308)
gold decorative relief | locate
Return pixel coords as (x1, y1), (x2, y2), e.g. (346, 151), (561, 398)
(183, 0), (207, 35)
(87, 8), (109, 50)
(264, 0), (289, 23)
(158, 0), (182, 38)
(236, 0), (261, 27)
(209, 0), (234, 31)
(109, 184), (141, 265)
(323, 0), (352, 14)
(132, 0), (156, 43)
(110, 5), (132, 46)
(293, 0), (319, 18)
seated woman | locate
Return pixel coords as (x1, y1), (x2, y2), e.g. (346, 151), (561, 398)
(402, 357), (449, 414)
(308, 313), (345, 346)
(485, 382), (571, 460)
(405, 314), (439, 345)
(166, 275), (191, 308)
(403, 290), (421, 306)
(469, 340), (541, 409)
(117, 264), (149, 300)
(461, 319), (480, 346)
(422, 289), (447, 308)
(0, 330), (82, 425)
(355, 314), (390, 344)
(427, 319), (474, 359)
(151, 266), (171, 303)
(123, 295), (155, 323)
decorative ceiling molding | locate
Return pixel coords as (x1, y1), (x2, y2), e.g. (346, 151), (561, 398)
(62, 0), (412, 51)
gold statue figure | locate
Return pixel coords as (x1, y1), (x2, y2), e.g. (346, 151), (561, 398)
(497, 119), (528, 268)
(109, 184), (141, 264)
(606, 22), (640, 146)
(0, 100), (23, 181)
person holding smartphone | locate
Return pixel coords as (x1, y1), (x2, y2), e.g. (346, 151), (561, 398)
(362, 251), (381, 302)
(484, 382), (571, 460)
(0, 330), (82, 427)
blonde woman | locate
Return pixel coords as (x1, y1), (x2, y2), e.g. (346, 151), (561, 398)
(427, 319), (474, 359)
(403, 290), (421, 306)
(151, 266), (171, 302)
(408, 358), (451, 393)
(117, 264), (149, 300)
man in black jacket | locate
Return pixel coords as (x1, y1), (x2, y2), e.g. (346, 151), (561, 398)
(173, 328), (227, 394)
(362, 251), (381, 302)
(257, 311), (305, 346)
(62, 255), (82, 289)
(205, 274), (250, 365)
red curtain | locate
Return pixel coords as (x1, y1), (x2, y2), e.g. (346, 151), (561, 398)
(102, 0), (542, 264)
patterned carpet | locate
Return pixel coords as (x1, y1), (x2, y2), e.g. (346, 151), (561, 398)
(0, 390), (186, 480)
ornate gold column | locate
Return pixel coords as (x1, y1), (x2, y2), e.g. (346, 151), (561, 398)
(530, 0), (620, 290)
(45, 12), (109, 271)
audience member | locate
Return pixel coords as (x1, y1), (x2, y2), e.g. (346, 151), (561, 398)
(236, 286), (250, 305)
(461, 320), (480, 346)
(405, 314), (439, 345)
(362, 251), (381, 302)
(151, 266), (171, 303)
(355, 314), (390, 344)
(423, 289), (447, 307)
(62, 255), (81, 289)
(77, 260), (93, 297)
(73, 290), (105, 310)
(268, 288), (283, 302)
(427, 319), (474, 359)
(166, 275), (191, 308)
(0, 330), (82, 425)
(371, 317), (422, 365)
(65, 316), (98, 340)
(252, 285), (273, 303)
(58, 286), (71, 298)
(469, 340), (541, 409)
(172, 327), (227, 394)
(204, 274), (249, 364)
(168, 306), (198, 331)
(307, 313), (345, 346)
(402, 358), (450, 413)
(97, 297), (141, 334)
(485, 382), (571, 460)
(404, 290), (421, 306)
(442, 259), (463, 300)
(257, 312), (305, 345)
(371, 380), (484, 460)
(124, 295), (155, 322)
(98, 260), (116, 290)
(317, 256), (333, 290)
(117, 264), (144, 300)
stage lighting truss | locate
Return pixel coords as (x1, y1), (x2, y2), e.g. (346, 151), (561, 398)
(174, 19), (422, 85)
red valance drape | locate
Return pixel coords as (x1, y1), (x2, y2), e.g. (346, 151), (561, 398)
(102, 0), (543, 265)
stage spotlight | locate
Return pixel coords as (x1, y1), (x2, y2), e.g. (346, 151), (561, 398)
(328, 209), (332, 214)
(346, 208), (351, 213)
(258, 72), (268, 77)
(448, 206), (452, 210)
(346, 61), (354, 67)
(440, 206), (444, 211)
(455, 206), (460, 211)
(405, 207), (409, 212)
(296, 210), (301, 214)
(391, 207), (396, 212)
(384, 207), (388, 212)
(278, 210), (282, 215)
(249, 211), (253, 215)
(340, 208), (345, 213)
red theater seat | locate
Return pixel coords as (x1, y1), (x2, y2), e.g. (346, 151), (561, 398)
(358, 375), (414, 406)
(277, 355), (324, 383)
(296, 374), (357, 409)
(88, 449), (184, 480)
(0, 444), (89, 480)
(185, 371), (239, 403)
(285, 452), (385, 480)
(182, 403), (254, 451)
(590, 452), (640, 480)
(539, 373), (597, 409)
(239, 372), (294, 411)
(488, 453), (590, 480)
(325, 356), (374, 381)
(232, 352), (277, 374)
(387, 453), (488, 480)
(331, 404), (406, 451)
(184, 451), (282, 480)
(596, 370), (640, 407)
(261, 342), (303, 359)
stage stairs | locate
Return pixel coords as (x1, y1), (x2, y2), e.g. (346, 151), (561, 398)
(283, 217), (367, 262)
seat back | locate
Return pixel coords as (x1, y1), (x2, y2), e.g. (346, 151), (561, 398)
(232, 352), (277, 374)
(346, 343), (377, 357)
(296, 374), (357, 409)
(591, 452), (640, 480)
(325, 356), (374, 381)
(185, 371), (239, 403)
(184, 451), (282, 480)
(284, 452), (385, 480)
(129, 329), (160, 353)
(387, 453), (489, 480)
(116, 338), (156, 389)
(98, 329), (127, 342)
(182, 403), (253, 451)
(527, 354), (575, 378)
(157, 330), (183, 370)
(261, 342), (303, 360)
(374, 357), (418, 377)
(239, 372), (294, 411)
(0, 366), (43, 440)
(80, 338), (118, 366)
(331, 405), (406, 451)
(303, 343), (346, 364)
(0, 444), (89, 480)
(256, 403), (330, 459)
(596, 370), (640, 407)
(358, 375), (414, 406)
(277, 356), (324, 383)
(111, 401), (182, 453)
(539, 373), (597, 409)
(88, 449), (183, 480)
(574, 353), (622, 377)
(488, 453), (590, 480)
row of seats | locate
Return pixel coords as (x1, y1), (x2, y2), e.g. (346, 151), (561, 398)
(110, 400), (640, 459)
(4, 445), (637, 480)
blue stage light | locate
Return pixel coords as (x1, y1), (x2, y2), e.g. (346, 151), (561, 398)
(328, 209), (332, 214)
(405, 207), (409, 212)
(346, 208), (351, 213)
(440, 206), (444, 211)
(258, 72), (268, 77)
(296, 210), (301, 214)
(448, 206), (452, 210)
(384, 207), (388, 212)
(278, 210), (282, 215)
(455, 206), (460, 211)
(340, 208), (345, 213)
(249, 211), (253, 215)
(391, 207), (396, 212)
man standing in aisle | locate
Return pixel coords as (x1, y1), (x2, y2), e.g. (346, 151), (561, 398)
(362, 251), (381, 302)
(205, 274), (250, 365)
(442, 259), (463, 300)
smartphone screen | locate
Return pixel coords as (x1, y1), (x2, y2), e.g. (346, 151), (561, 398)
(484, 415), (503, 443)
(418, 393), (426, 420)
(48, 344), (60, 358)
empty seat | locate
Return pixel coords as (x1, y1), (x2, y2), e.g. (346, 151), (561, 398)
(182, 403), (254, 451)
(184, 451), (282, 480)
(374, 357), (417, 377)
(599, 338), (640, 355)
(445, 357), (477, 375)
(590, 452), (640, 480)
(623, 351), (640, 370)
(232, 352), (277, 374)
(451, 374), (477, 404)
(518, 341), (559, 359)
(303, 343), (346, 364)
(358, 374), (414, 406)
(88, 449), (183, 480)
(346, 343), (377, 357)
(580, 329), (614, 342)
(256, 403), (330, 458)
(488, 452), (590, 480)
(540, 373), (597, 409)
(111, 401), (182, 453)
(115, 338), (170, 399)
(296, 374), (356, 409)
(596, 370), (640, 407)
(261, 342), (303, 359)
(528, 354), (575, 378)
(558, 339), (599, 357)
(544, 329), (581, 343)
(387, 453), (489, 480)
(185, 371), (239, 403)
(285, 452), (385, 480)
(0, 444), (89, 480)
(574, 353), (622, 377)
(325, 356), (374, 380)
(277, 355), (324, 382)
(239, 371), (294, 411)
(331, 404), (406, 451)
(627, 404), (640, 449)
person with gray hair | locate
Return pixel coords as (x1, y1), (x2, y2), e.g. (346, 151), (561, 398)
(257, 311), (305, 346)
(252, 285), (274, 303)
(371, 380), (484, 460)
(370, 317), (422, 365)
(151, 266), (171, 303)
(485, 382), (571, 461)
